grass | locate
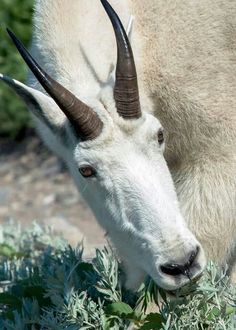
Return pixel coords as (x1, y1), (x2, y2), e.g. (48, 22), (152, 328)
(0, 221), (235, 329)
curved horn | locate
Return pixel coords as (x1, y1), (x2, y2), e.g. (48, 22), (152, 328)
(101, 0), (141, 119)
(7, 29), (103, 141)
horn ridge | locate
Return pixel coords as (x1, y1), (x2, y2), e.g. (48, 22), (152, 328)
(101, 0), (141, 119)
(7, 29), (103, 141)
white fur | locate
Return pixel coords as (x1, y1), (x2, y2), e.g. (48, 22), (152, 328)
(4, 0), (236, 289)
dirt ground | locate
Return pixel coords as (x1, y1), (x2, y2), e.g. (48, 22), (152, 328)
(0, 133), (106, 257)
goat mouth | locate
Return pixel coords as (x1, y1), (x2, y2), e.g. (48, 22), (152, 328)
(167, 286), (196, 298)
(166, 273), (202, 297)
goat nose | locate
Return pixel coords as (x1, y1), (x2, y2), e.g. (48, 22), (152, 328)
(160, 246), (199, 277)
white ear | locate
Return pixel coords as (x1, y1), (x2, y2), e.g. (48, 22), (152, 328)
(0, 74), (66, 128)
(0, 74), (71, 160)
(126, 15), (135, 40)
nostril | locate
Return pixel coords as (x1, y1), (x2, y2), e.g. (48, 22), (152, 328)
(160, 246), (200, 277)
(160, 264), (185, 276)
(188, 246), (200, 267)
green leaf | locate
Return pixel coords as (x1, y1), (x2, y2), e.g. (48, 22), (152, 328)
(11, 284), (24, 298)
(1, 310), (15, 322)
(226, 306), (236, 315)
(24, 285), (45, 298)
(0, 292), (22, 309)
(139, 313), (164, 330)
(105, 302), (133, 317)
(77, 262), (94, 272)
(23, 285), (51, 307)
(0, 243), (27, 259)
(207, 307), (221, 320)
(0, 244), (16, 257)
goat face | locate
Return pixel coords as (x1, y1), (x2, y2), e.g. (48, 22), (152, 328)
(0, 0), (206, 291)
(70, 101), (206, 291)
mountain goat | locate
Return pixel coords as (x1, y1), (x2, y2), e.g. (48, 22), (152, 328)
(1, 0), (235, 291)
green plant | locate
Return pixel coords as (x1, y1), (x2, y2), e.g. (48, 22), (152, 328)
(0, 0), (33, 138)
(0, 221), (235, 329)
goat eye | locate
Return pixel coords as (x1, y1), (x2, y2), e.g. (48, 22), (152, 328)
(158, 128), (164, 144)
(79, 166), (96, 178)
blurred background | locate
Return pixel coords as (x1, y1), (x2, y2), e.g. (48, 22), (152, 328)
(0, 0), (105, 256)
(0, 0), (32, 139)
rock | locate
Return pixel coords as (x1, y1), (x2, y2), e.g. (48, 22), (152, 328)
(42, 216), (84, 247)
(56, 191), (79, 206)
(3, 173), (14, 184)
(18, 175), (32, 185)
(0, 163), (10, 176)
(43, 194), (56, 206)
(0, 207), (9, 217)
(42, 164), (62, 178)
(0, 187), (11, 206)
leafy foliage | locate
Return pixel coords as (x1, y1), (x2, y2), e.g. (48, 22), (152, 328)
(0, 0), (33, 138)
(0, 222), (235, 329)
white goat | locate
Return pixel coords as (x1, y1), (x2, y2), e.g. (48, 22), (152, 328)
(2, 0), (234, 291)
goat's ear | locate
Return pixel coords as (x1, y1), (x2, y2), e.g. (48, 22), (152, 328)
(0, 74), (66, 129)
(0, 74), (71, 160)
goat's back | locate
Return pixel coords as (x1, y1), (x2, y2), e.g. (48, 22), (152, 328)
(131, 0), (236, 163)
(32, 0), (236, 161)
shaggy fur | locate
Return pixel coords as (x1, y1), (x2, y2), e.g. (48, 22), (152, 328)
(131, 0), (236, 268)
